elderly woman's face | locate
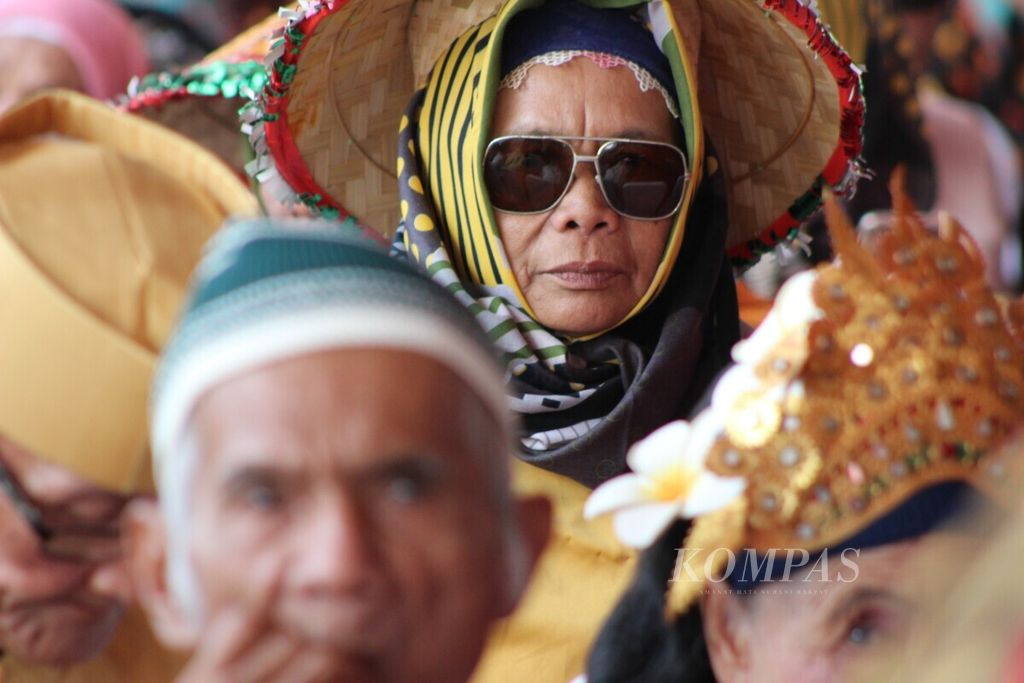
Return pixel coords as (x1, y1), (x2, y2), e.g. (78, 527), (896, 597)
(490, 58), (679, 336)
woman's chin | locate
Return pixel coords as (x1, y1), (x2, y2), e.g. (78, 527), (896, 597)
(524, 270), (649, 337)
(534, 298), (634, 338)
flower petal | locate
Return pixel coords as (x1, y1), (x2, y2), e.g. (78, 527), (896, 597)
(613, 501), (682, 548)
(732, 312), (781, 365)
(681, 472), (747, 518)
(733, 270), (820, 366)
(682, 409), (721, 469)
(626, 420), (691, 475)
(776, 270), (819, 327)
(584, 474), (647, 519)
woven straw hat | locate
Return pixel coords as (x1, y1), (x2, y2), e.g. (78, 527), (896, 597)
(0, 91), (258, 493)
(120, 10), (285, 176)
(246, 0), (864, 265)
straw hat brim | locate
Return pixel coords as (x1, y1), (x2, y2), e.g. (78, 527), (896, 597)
(245, 0), (495, 231)
(120, 10), (284, 176)
(249, 0), (864, 266)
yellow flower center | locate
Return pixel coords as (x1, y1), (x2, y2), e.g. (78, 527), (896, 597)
(645, 467), (700, 503)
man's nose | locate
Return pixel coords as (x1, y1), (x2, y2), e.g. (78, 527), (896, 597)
(292, 493), (377, 593)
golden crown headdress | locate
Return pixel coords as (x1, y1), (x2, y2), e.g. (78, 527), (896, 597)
(586, 174), (1024, 617)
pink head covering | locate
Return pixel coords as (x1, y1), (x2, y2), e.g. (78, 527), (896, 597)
(0, 0), (150, 100)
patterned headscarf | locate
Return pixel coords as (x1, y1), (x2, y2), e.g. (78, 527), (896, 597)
(394, 0), (739, 487)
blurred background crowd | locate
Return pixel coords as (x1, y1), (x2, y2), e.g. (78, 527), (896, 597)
(0, 1), (1022, 683)
(3, 0), (1024, 294)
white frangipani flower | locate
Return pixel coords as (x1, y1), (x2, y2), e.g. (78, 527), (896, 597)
(584, 417), (746, 549)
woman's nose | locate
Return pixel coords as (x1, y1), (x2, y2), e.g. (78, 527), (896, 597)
(550, 163), (620, 233)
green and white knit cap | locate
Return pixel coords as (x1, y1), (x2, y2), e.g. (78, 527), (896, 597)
(150, 218), (509, 491)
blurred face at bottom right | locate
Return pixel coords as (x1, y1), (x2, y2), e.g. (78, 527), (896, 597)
(703, 531), (983, 683)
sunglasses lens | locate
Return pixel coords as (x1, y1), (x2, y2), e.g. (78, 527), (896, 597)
(598, 141), (687, 219)
(484, 138), (574, 213)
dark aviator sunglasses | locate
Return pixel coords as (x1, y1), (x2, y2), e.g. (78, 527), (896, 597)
(483, 135), (690, 221)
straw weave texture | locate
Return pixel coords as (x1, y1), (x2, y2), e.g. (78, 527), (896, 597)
(279, 0), (848, 247)
(138, 97), (247, 173)
(409, 0), (502, 86)
(694, 0), (840, 248)
(287, 0), (415, 234)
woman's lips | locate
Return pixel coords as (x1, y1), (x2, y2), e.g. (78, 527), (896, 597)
(543, 261), (626, 289)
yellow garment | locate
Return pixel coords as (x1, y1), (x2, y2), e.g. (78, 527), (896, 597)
(1, 608), (185, 683)
(472, 460), (636, 683)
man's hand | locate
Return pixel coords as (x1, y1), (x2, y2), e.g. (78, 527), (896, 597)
(175, 573), (341, 683)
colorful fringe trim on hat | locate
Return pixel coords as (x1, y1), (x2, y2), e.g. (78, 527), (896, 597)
(121, 60), (268, 112)
(240, 2), (345, 218)
(727, 0), (868, 267)
(242, 0), (868, 267)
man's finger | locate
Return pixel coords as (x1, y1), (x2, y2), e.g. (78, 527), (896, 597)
(274, 648), (345, 683)
(227, 632), (298, 683)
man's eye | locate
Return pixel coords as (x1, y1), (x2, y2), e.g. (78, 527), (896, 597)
(847, 624), (874, 646)
(387, 476), (426, 504)
(616, 153), (642, 168)
(383, 461), (443, 504)
(507, 151), (546, 171)
(240, 483), (284, 511)
(844, 611), (890, 648)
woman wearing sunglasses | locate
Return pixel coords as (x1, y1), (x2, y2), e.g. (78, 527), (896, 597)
(244, 0), (863, 679)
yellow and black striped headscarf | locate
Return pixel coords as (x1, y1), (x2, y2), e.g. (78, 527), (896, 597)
(400, 0), (702, 336)
(394, 0), (738, 487)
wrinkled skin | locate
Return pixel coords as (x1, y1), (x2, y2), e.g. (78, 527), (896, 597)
(491, 58), (679, 336)
(128, 349), (550, 683)
(703, 532), (982, 683)
(0, 436), (130, 665)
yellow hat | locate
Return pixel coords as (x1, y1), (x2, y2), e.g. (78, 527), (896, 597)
(0, 91), (259, 493)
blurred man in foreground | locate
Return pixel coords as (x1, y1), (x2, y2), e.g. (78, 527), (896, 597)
(126, 221), (552, 683)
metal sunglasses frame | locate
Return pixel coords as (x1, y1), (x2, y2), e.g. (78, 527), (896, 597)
(483, 134), (690, 221)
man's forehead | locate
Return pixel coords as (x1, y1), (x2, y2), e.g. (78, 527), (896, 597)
(199, 346), (477, 406)
(188, 348), (495, 467)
